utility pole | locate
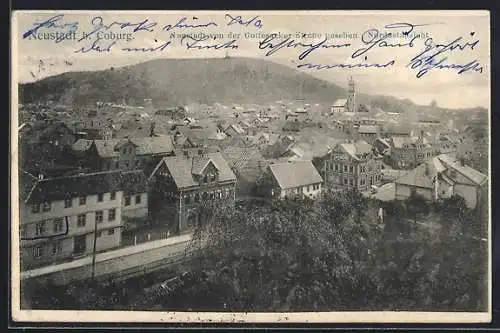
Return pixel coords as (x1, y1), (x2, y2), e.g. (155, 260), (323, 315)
(91, 215), (98, 281)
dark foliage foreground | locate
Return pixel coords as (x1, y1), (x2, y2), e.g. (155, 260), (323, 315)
(22, 191), (488, 312)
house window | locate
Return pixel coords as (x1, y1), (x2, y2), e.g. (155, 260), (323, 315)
(42, 201), (51, 212)
(53, 218), (64, 233)
(34, 246), (43, 258)
(349, 166), (354, 174)
(96, 231), (102, 237)
(343, 178), (348, 185)
(96, 211), (104, 223)
(185, 194), (191, 204)
(115, 162), (119, 169)
(36, 221), (46, 236)
(108, 208), (116, 221)
(51, 241), (62, 255)
(97, 193), (104, 202)
(79, 196), (86, 205)
(334, 164), (339, 172)
(349, 179), (354, 186)
(31, 204), (40, 213)
(135, 195), (141, 204)
(307, 185), (311, 192)
(125, 162), (130, 168)
(343, 165), (348, 173)
(108, 229), (115, 235)
(64, 198), (73, 208)
(124, 195), (131, 206)
(194, 193), (200, 202)
(77, 214), (86, 227)
(110, 191), (116, 200)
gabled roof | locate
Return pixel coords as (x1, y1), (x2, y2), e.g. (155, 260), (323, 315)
(395, 153), (488, 189)
(337, 140), (373, 161)
(72, 135), (174, 158)
(149, 153), (236, 189)
(394, 159), (441, 189)
(221, 146), (268, 182)
(358, 125), (378, 134)
(331, 99), (348, 107)
(375, 138), (391, 149)
(72, 139), (93, 152)
(191, 156), (214, 176)
(269, 161), (323, 189)
(391, 136), (430, 149)
(437, 154), (488, 186)
(225, 123), (245, 135)
(23, 170), (123, 204)
(114, 138), (139, 149)
(19, 170), (39, 202)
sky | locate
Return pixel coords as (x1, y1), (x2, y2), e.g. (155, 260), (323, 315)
(12, 10), (490, 109)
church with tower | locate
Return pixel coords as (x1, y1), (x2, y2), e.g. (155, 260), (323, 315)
(330, 76), (359, 114)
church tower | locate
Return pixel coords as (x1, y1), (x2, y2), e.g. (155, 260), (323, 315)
(346, 76), (356, 113)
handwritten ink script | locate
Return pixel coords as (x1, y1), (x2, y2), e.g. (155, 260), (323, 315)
(20, 14), (485, 79)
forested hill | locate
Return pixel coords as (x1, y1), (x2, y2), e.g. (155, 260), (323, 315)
(19, 57), (488, 117)
(19, 57), (346, 106)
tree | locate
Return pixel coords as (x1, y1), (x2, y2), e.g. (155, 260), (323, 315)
(405, 192), (429, 223)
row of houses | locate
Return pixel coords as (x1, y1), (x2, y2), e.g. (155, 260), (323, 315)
(19, 135), (487, 270)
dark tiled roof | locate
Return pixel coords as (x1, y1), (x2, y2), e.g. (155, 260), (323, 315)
(395, 158), (444, 189)
(26, 121), (75, 144)
(25, 170), (123, 204)
(72, 135), (174, 158)
(150, 152), (236, 189)
(222, 146), (268, 183)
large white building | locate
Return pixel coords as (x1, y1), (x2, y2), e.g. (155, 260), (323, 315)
(19, 170), (125, 269)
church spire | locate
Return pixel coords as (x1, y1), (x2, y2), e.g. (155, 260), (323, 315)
(347, 76), (356, 113)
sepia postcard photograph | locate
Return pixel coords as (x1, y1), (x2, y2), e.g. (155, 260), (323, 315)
(10, 10), (491, 324)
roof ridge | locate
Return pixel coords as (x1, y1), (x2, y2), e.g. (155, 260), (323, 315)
(38, 169), (122, 182)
